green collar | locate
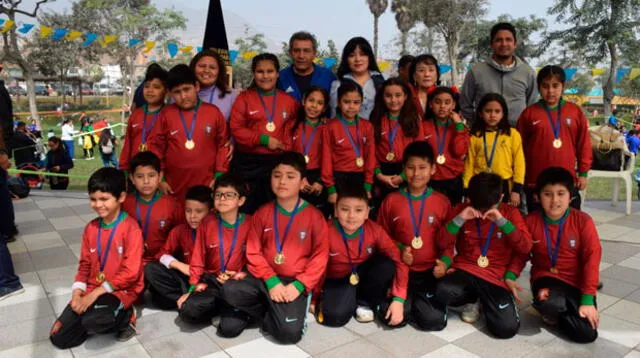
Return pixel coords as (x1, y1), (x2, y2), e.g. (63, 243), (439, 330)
(304, 118), (321, 127)
(337, 113), (358, 125)
(435, 119), (451, 127)
(539, 98), (566, 111)
(543, 208), (570, 224)
(135, 191), (161, 205)
(333, 219), (363, 239)
(181, 100), (202, 112)
(402, 187), (433, 200)
(275, 200), (309, 216)
(388, 113), (399, 120)
(101, 211), (126, 228)
(219, 213), (245, 228)
(257, 88), (276, 96)
(144, 104), (163, 115)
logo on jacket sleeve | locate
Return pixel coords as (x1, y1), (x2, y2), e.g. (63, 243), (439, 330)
(286, 86), (294, 93)
(299, 231), (307, 241)
(497, 232), (503, 239)
(159, 219), (167, 229)
(428, 216), (435, 224)
(205, 125), (212, 135)
(367, 246), (373, 255)
(282, 111), (288, 119)
(566, 117), (572, 126)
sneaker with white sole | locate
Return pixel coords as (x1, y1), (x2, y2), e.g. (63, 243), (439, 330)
(355, 306), (374, 323)
(461, 302), (480, 323)
(0, 285), (25, 301)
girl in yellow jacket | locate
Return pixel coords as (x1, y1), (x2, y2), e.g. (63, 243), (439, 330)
(463, 93), (525, 207)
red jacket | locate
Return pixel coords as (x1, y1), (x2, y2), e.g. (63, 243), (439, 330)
(374, 115), (424, 167)
(119, 107), (163, 171)
(73, 212), (144, 308)
(321, 117), (376, 192)
(229, 89), (298, 155)
(282, 120), (325, 171)
(516, 209), (601, 300)
(377, 188), (451, 272)
(246, 200), (328, 292)
(517, 100), (592, 187)
(189, 214), (250, 285)
(157, 223), (196, 269)
(441, 203), (532, 290)
(150, 102), (229, 199)
(122, 192), (183, 263)
(422, 120), (469, 180)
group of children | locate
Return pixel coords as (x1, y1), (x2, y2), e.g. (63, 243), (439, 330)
(48, 51), (602, 348)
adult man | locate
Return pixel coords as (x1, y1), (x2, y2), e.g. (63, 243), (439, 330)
(460, 22), (537, 126)
(9, 122), (37, 168)
(277, 31), (336, 103)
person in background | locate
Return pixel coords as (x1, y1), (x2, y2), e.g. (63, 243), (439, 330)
(626, 129), (640, 155)
(9, 121), (37, 168)
(81, 118), (95, 160)
(61, 118), (77, 160)
(45, 136), (74, 190)
(397, 55), (415, 84)
(0, 64), (13, 151)
(99, 128), (119, 168)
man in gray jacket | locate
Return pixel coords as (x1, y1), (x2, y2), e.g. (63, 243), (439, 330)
(460, 22), (537, 127)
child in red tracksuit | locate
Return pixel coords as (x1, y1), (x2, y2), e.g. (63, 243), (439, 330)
(229, 53), (298, 214)
(435, 172), (532, 339)
(509, 167), (601, 343)
(122, 152), (183, 265)
(50, 168), (143, 348)
(282, 86), (328, 215)
(119, 64), (167, 172)
(312, 184), (408, 328)
(517, 65), (592, 213)
(322, 80), (376, 206)
(151, 64), (229, 200)
(222, 152), (328, 344)
(144, 185), (212, 309)
(178, 174), (252, 338)
(377, 141), (450, 331)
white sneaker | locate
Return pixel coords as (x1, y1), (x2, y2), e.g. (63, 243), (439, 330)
(461, 302), (480, 323)
(355, 306), (374, 323)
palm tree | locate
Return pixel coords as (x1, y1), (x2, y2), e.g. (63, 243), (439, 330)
(366, 0), (389, 57)
(391, 0), (417, 55)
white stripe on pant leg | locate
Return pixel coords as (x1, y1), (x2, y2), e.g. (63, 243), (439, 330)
(302, 293), (311, 337)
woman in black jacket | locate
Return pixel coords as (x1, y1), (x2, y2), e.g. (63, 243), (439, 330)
(45, 136), (74, 190)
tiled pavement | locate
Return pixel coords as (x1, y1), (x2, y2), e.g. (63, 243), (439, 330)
(2, 192), (640, 358)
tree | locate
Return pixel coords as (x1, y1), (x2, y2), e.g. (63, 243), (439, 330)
(391, 0), (417, 55)
(545, 0), (640, 117)
(0, 0), (54, 121)
(232, 27), (267, 89)
(366, 0), (389, 57)
(416, 0), (488, 85)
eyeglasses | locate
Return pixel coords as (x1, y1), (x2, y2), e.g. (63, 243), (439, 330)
(214, 192), (239, 200)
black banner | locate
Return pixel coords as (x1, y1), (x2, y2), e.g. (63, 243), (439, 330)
(202, 0), (230, 66)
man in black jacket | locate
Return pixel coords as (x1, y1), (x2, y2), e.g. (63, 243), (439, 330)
(0, 64), (13, 154)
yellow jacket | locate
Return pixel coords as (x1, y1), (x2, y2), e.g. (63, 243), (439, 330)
(463, 127), (525, 189)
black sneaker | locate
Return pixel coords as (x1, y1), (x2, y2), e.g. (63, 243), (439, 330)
(116, 323), (137, 342)
(0, 285), (25, 301)
(597, 281), (604, 291)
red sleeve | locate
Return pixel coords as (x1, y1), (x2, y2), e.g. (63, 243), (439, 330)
(509, 215), (535, 277)
(74, 225), (93, 284)
(364, 121), (376, 186)
(503, 206), (532, 255)
(451, 123), (470, 158)
(282, 121), (295, 151)
(171, 200), (185, 227)
(214, 110), (229, 174)
(159, 226), (181, 259)
(376, 196), (392, 234)
(576, 108), (593, 174)
(439, 203), (466, 263)
(149, 109), (168, 170)
(109, 221), (144, 291)
(246, 212), (278, 281)
(119, 117), (134, 171)
(321, 124), (335, 189)
(189, 220), (208, 285)
(295, 212), (329, 291)
(516, 109), (530, 146)
(230, 92), (261, 148)
(311, 271), (326, 305)
(580, 216), (602, 296)
(375, 223), (409, 300)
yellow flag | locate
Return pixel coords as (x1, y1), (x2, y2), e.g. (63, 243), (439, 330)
(143, 41), (156, 53)
(0, 21), (15, 33)
(39, 26), (53, 38)
(66, 31), (83, 41)
(313, 58), (320, 64)
(378, 61), (390, 72)
(99, 35), (117, 47)
(242, 51), (258, 60)
(180, 45), (193, 53)
(629, 68), (640, 80)
(592, 68), (606, 76)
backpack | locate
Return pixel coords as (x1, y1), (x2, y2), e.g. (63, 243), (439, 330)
(101, 137), (114, 154)
(589, 125), (626, 171)
(8, 176), (30, 198)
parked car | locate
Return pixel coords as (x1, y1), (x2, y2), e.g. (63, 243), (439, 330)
(93, 83), (110, 95)
(7, 85), (26, 96)
(51, 84), (74, 96)
(34, 84), (49, 96)
(79, 84), (93, 95)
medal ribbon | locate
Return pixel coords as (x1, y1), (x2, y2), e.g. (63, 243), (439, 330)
(258, 91), (278, 127)
(435, 121), (449, 156)
(403, 189), (429, 239)
(141, 105), (161, 145)
(544, 101), (562, 140)
(273, 198), (301, 254)
(218, 214), (240, 273)
(483, 130), (499, 170)
(475, 219), (496, 258)
(337, 221), (364, 274)
(97, 213), (123, 273)
(387, 116), (400, 157)
(135, 193), (158, 241)
(542, 211), (567, 269)
(301, 121), (319, 156)
(178, 103), (199, 141)
(338, 115), (362, 159)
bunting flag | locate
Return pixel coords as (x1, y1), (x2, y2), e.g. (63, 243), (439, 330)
(39, 25), (52, 38)
(323, 58), (336, 68)
(51, 28), (68, 40)
(630, 68), (640, 80)
(564, 68), (578, 82)
(180, 45), (193, 53)
(128, 38), (142, 47)
(313, 58), (320, 64)
(167, 43), (179, 58)
(143, 41), (155, 53)
(99, 35), (117, 47)
(616, 68), (631, 84)
(66, 30), (83, 41)
(0, 19), (5, 25)
(242, 51), (257, 60)
(196, 46), (203, 53)
(439, 65), (452, 74)
(82, 33), (98, 47)
(17, 24), (34, 34)
(592, 68), (606, 76)
(229, 50), (239, 64)
(378, 61), (391, 72)
(0, 20), (15, 33)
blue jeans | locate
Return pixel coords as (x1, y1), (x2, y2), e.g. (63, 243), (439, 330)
(0, 168), (20, 290)
(101, 153), (118, 168)
(63, 140), (75, 160)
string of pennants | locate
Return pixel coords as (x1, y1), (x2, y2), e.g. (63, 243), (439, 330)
(4, 19), (640, 81)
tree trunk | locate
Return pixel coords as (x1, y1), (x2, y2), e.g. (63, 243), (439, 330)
(603, 41), (617, 117)
(60, 74), (66, 107)
(400, 30), (408, 55)
(23, 70), (39, 123)
(374, 15), (379, 58)
(445, 33), (459, 86)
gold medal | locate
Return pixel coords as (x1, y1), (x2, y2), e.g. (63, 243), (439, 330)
(349, 273), (360, 286)
(138, 143), (147, 152)
(436, 154), (446, 165)
(304, 155), (310, 164)
(477, 255), (489, 268)
(486, 167), (492, 173)
(219, 272), (230, 280)
(274, 252), (285, 265)
(553, 138), (562, 149)
(386, 152), (395, 161)
(185, 140), (195, 150)
(356, 157), (364, 168)
(550, 267), (559, 274)
(96, 271), (105, 283)
(266, 122), (276, 132)
(411, 236), (423, 249)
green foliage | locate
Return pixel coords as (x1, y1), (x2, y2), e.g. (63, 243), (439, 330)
(366, 0), (389, 56)
(231, 26), (268, 89)
(391, 0), (418, 55)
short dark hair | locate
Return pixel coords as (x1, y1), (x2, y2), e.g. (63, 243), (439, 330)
(289, 31), (318, 51)
(213, 173), (248, 198)
(490, 22), (517, 42)
(88, 167), (126, 198)
(16, 121), (26, 128)
(337, 183), (369, 203)
(398, 55), (415, 69)
(537, 65), (566, 87)
(273, 151), (307, 179)
(185, 185), (213, 209)
(167, 64), (197, 90)
(129, 151), (161, 174)
(409, 54), (441, 87)
(144, 63), (168, 86)
(535, 167), (575, 195)
(402, 140), (434, 166)
(468, 173), (503, 211)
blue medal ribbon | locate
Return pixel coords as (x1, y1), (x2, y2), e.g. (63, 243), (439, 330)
(337, 221), (364, 275)
(218, 214), (240, 273)
(542, 212), (567, 269)
(301, 121), (319, 157)
(435, 121), (449, 156)
(258, 91), (278, 127)
(207, 86), (217, 105)
(273, 198), (301, 254)
(544, 102), (562, 140)
(178, 103), (199, 141)
(403, 189), (428, 239)
(483, 130), (499, 170)
(338, 115), (362, 159)
(97, 213), (123, 273)
(141, 105), (161, 145)
(387, 116), (400, 158)
(475, 219), (496, 258)
(135, 193), (158, 242)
